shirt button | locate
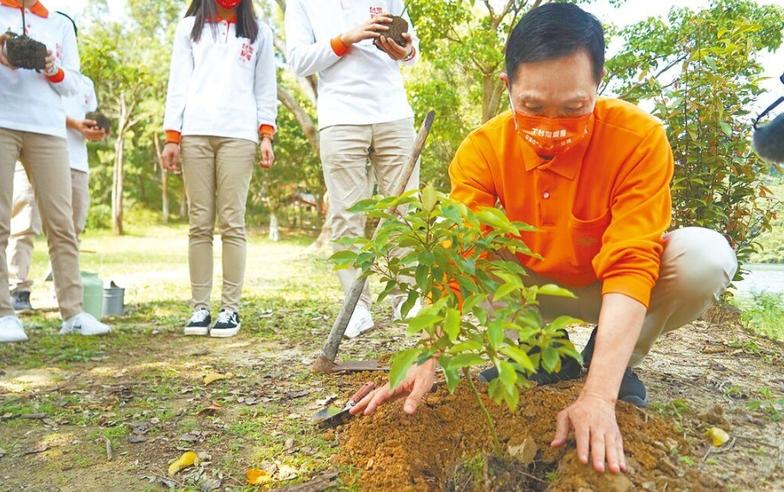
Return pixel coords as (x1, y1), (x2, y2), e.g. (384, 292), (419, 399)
(543, 192), (551, 199)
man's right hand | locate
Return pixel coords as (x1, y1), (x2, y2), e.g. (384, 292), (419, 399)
(0, 33), (16, 69)
(162, 142), (180, 173)
(340, 15), (392, 46)
(350, 357), (437, 416)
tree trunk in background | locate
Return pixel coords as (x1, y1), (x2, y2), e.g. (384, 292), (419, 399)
(112, 93), (127, 235)
(268, 211), (280, 242)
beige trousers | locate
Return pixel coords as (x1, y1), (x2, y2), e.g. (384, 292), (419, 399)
(7, 163), (89, 293)
(503, 227), (737, 366)
(0, 128), (83, 319)
(181, 136), (256, 312)
(320, 118), (418, 310)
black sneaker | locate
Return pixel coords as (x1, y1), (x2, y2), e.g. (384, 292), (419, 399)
(210, 309), (240, 338)
(582, 328), (648, 407)
(478, 331), (584, 384)
(184, 308), (211, 336)
(12, 291), (33, 312)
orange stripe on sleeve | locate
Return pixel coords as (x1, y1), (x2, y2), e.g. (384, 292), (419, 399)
(46, 68), (65, 83)
(164, 130), (181, 144)
(330, 36), (350, 57)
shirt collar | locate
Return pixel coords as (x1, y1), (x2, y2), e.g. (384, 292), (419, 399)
(206, 15), (237, 24)
(518, 113), (596, 181)
(0, 0), (49, 18)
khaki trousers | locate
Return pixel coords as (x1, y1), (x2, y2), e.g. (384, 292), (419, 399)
(7, 163), (89, 293)
(500, 227), (737, 366)
(181, 136), (256, 312)
(0, 128), (83, 319)
(320, 118), (418, 310)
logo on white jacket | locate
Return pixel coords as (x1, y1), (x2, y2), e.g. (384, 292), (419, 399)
(240, 42), (254, 62)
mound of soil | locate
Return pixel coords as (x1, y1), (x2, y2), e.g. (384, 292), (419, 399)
(374, 15), (409, 51)
(5, 32), (46, 70)
(86, 111), (111, 132)
(335, 381), (725, 491)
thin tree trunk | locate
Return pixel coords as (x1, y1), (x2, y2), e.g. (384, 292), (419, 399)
(269, 210), (280, 242)
(112, 93), (127, 235)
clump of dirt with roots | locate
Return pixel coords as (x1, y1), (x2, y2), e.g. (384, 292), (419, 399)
(334, 378), (725, 491)
(5, 32), (46, 70)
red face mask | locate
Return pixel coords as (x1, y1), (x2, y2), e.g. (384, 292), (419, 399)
(216, 0), (241, 9)
(509, 96), (592, 158)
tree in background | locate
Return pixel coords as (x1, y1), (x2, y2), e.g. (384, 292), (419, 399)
(605, 0), (784, 273)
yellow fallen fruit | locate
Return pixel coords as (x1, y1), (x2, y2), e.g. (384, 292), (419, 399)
(246, 468), (273, 485)
(705, 427), (730, 447)
(168, 451), (199, 476)
(204, 372), (234, 386)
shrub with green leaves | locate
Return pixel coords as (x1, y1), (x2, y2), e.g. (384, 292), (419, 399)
(331, 184), (582, 451)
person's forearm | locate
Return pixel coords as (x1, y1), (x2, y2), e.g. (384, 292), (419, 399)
(66, 117), (79, 130)
(581, 293), (646, 402)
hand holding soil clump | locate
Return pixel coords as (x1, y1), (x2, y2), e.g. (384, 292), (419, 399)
(86, 111), (111, 133)
(4, 32), (47, 70)
(373, 15), (408, 51)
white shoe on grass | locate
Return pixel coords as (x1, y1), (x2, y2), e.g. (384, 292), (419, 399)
(60, 312), (111, 336)
(393, 298), (424, 321)
(0, 315), (28, 343)
(344, 305), (374, 339)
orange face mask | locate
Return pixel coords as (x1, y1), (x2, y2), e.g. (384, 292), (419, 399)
(510, 97), (592, 158)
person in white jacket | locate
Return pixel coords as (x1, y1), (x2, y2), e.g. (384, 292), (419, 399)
(162, 0), (277, 338)
(0, 0), (111, 343)
(7, 11), (107, 313)
(285, 0), (421, 338)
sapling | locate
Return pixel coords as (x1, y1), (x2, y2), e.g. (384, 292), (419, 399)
(332, 184), (582, 454)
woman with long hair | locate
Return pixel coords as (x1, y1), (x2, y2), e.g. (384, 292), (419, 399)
(162, 0), (277, 338)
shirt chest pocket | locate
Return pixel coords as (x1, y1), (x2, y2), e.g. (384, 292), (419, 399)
(567, 209), (610, 268)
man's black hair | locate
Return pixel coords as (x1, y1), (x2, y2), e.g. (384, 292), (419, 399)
(56, 11), (77, 38)
(505, 3), (605, 83)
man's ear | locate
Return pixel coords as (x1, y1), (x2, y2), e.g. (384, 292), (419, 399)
(500, 72), (509, 89)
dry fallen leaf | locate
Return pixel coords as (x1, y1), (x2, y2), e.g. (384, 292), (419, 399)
(168, 450), (200, 476)
(246, 468), (273, 485)
(203, 372), (234, 386)
(705, 427), (730, 447)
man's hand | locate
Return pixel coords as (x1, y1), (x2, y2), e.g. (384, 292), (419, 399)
(551, 392), (627, 474)
(0, 33), (15, 69)
(161, 142), (181, 173)
(340, 15), (391, 46)
(350, 357), (437, 416)
(44, 50), (58, 76)
(259, 136), (274, 169)
(377, 32), (414, 61)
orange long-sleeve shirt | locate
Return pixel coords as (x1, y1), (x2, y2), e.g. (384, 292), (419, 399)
(449, 97), (674, 308)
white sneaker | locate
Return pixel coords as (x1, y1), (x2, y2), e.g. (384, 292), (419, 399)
(393, 298), (424, 321)
(60, 312), (111, 336)
(184, 308), (211, 336)
(0, 315), (28, 343)
(344, 305), (374, 339)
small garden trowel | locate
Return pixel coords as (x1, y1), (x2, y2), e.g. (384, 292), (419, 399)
(312, 381), (375, 428)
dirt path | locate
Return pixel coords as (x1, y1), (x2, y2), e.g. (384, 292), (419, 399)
(1, 242), (782, 491)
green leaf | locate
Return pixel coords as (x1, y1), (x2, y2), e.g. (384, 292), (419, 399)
(389, 348), (420, 390)
(462, 293), (486, 313)
(541, 346), (560, 373)
(719, 121), (732, 137)
(494, 282), (519, 301)
(449, 340), (483, 354)
(439, 358), (461, 394)
(448, 354), (485, 370)
(498, 360), (518, 389)
(407, 314), (441, 333)
(537, 284), (577, 298)
(444, 308), (461, 342)
(421, 183), (438, 212)
(500, 346), (535, 373)
(487, 322), (503, 349)
(548, 316), (582, 332)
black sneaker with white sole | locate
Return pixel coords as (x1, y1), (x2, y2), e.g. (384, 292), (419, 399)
(184, 308), (211, 336)
(582, 328), (648, 407)
(210, 309), (240, 338)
